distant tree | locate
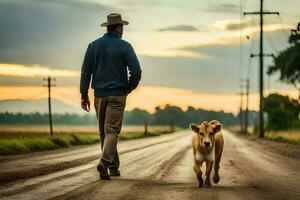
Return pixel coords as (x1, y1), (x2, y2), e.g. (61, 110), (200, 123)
(267, 107), (294, 130)
(153, 105), (186, 127)
(264, 93), (300, 130)
(123, 108), (151, 125)
(268, 23), (300, 99)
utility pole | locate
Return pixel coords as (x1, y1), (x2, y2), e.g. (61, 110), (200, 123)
(244, 79), (250, 135)
(43, 76), (55, 136)
(244, 0), (279, 138)
(144, 117), (148, 137)
(239, 84), (244, 134)
(170, 117), (175, 133)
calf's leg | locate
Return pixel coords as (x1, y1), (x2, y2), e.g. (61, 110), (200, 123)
(193, 161), (203, 188)
(213, 144), (223, 184)
(204, 161), (213, 187)
(213, 156), (221, 183)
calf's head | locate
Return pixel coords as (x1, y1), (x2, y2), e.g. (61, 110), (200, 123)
(190, 120), (222, 149)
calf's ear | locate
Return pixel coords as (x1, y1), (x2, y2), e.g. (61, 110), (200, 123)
(209, 120), (220, 126)
(190, 124), (199, 133)
(213, 124), (222, 133)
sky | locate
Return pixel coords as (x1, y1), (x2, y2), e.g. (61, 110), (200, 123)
(0, 0), (299, 114)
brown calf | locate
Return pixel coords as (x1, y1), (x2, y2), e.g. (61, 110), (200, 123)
(190, 120), (224, 188)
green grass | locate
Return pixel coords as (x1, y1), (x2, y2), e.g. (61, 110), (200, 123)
(0, 130), (175, 155)
(0, 134), (99, 155)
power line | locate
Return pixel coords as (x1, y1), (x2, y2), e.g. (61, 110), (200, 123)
(239, 11), (255, 135)
(23, 90), (46, 100)
(247, 25), (257, 78)
(264, 26), (279, 53)
(239, 0), (244, 78)
(51, 91), (79, 108)
(280, 12), (300, 23)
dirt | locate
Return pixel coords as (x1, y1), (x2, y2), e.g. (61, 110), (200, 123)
(0, 130), (299, 200)
(255, 138), (300, 159)
(0, 131), (186, 186)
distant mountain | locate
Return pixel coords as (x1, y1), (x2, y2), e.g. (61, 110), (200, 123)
(0, 98), (83, 114)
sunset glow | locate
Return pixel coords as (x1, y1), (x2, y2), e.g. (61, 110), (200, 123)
(0, 64), (79, 78)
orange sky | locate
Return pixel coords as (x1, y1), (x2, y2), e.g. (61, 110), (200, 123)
(0, 86), (297, 114)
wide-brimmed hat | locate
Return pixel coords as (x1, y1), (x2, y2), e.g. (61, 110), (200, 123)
(101, 13), (129, 27)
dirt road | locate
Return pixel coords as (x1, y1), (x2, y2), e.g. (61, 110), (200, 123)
(0, 130), (299, 200)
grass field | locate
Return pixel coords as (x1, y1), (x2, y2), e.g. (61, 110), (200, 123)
(227, 126), (300, 144)
(0, 125), (178, 155)
(0, 125), (174, 137)
(265, 130), (300, 144)
(0, 134), (99, 155)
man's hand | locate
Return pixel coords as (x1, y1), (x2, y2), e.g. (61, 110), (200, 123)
(81, 99), (90, 112)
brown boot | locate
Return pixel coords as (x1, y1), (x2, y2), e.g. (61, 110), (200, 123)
(97, 161), (111, 180)
(109, 168), (120, 176)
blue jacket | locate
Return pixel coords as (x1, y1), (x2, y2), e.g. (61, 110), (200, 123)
(80, 32), (142, 99)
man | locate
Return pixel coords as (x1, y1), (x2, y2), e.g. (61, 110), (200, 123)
(80, 13), (142, 180)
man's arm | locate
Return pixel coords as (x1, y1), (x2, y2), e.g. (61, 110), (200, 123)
(80, 44), (93, 111)
(125, 44), (142, 94)
(80, 44), (93, 100)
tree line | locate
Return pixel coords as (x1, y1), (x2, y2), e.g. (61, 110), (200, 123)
(1, 96), (298, 131)
(0, 104), (255, 128)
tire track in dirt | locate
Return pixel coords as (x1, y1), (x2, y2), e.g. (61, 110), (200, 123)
(0, 131), (191, 200)
(51, 132), (192, 200)
(0, 131), (188, 186)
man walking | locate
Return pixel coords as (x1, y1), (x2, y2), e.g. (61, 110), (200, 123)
(80, 13), (142, 180)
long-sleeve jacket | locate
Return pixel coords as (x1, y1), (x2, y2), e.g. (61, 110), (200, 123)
(80, 32), (142, 99)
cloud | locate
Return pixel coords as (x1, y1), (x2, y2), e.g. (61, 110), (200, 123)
(139, 55), (242, 94)
(0, 30), (292, 94)
(157, 25), (200, 32)
(0, 63), (79, 77)
(149, 29), (292, 94)
(0, 0), (111, 69)
(202, 3), (240, 14)
(111, 0), (164, 10)
(177, 29), (290, 58)
(141, 49), (207, 59)
(213, 19), (293, 34)
(38, 0), (107, 11)
(215, 19), (256, 31)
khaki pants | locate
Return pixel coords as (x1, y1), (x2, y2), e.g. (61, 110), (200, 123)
(94, 96), (126, 168)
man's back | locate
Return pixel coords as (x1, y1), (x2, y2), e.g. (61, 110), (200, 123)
(80, 32), (141, 99)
